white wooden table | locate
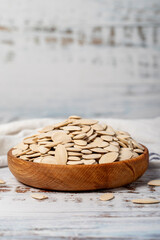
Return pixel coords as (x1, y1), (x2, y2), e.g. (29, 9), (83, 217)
(0, 0), (160, 121)
(0, 161), (160, 239)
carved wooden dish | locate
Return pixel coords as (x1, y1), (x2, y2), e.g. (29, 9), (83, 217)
(8, 146), (149, 191)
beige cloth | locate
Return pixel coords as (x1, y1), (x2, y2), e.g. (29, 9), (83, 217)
(0, 117), (160, 167)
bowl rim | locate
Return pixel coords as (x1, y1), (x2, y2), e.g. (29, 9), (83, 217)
(8, 144), (149, 168)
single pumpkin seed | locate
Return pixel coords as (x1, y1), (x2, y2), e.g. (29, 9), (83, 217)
(99, 193), (114, 201)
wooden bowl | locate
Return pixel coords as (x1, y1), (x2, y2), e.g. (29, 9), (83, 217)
(8, 146), (149, 191)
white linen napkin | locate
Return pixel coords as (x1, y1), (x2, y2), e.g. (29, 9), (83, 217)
(0, 117), (160, 167)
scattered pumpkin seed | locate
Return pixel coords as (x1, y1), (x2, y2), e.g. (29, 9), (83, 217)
(148, 179), (160, 186)
(99, 193), (114, 201)
(0, 179), (5, 184)
(132, 198), (160, 204)
(31, 193), (48, 200)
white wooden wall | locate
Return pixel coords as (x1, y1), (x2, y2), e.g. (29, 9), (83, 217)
(0, 0), (160, 122)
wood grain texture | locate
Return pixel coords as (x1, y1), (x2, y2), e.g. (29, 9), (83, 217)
(7, 146), (149, 191)
(0, 0), (160, 122)
(0, 161), (160, 239)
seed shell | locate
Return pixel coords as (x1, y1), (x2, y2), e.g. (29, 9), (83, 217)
(90, 148), (108, 153)
(53, 120), (71, 129)
(68, 152), (82, 156)
(132, 198), (160, 204)
(73, 133), (86, 140)
(119, 148), (133, 161)
(104, 145), (119, 152)
(31, 193), (48, 200)
(74, 140), (87, 146)
(51, 132), (71, 144)
(0, 179), (5, 184)
(55, 144), (68, 165)
(41, 156), (57, 164)
(68, 156), (81, 161)
(14, 142), (28, 151)
(99, 193), (114, 201)
(62, 126), (81, 131)
(39, 125), (54, 133)
(66, 147), (81, 152)
(81, 126), (91, 133)
(30, 144), (39, 152)
(134, 148), (144, 153)
(148, 179), (160, 186)
(68, 115), (81, 119)
(99, 152), (119, 164)
(92, 124), (104, 131)
(67, 161), (83, 165)
(33, 157), (43, 163)
(38, 146), (50, 154)
(81, 149), (92, 154)
(82, 154), (101, 160)
(101, 135), (113, 142)
(82, 159), (97, 165)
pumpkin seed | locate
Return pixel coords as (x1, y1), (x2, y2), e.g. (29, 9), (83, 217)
(0, 179), (5, 184)
(90, 148), (108, 153)
(67, 161), (83, 165)
(55, 144), (68, 165)
(104, 145), (119, 152)
(68, 152), (82, 156)
(41, 156), (57, 164)
(148, 179), (160, 186)
(31, 193), (48, 200)
(82, 159), (96, 165)
(68, 156), (81, 161)
(39, 125), (54, 133)
(68, 115), (81, 119)
(81, 126), (91, 133)
(99, 193), (114, 201)
(38, 145), (50, 154)
(62, 126), (81, 131)
(66, 147), (81, 152)
(99, 152), (119, 164)
(51, 132), (71, 144)
(82, 154), (101, 160)
(101, 135), (113, 142)
(81, 149), (92, 154)
(74, 140), (87, 146)
(92, 124), (104, 131)
(132, 198), (160, 204)
(73, 133), (86, 140)
(14, 142), (28, 151)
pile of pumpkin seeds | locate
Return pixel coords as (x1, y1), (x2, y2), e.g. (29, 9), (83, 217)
(12, 116), (144, 165)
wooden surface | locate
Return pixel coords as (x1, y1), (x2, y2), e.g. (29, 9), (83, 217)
(8, 147), (149, 191)
(0, 161), (160, 239)
(0, 0), (160, 122)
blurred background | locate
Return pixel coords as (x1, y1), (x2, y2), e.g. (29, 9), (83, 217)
(0, 0), (160, 123)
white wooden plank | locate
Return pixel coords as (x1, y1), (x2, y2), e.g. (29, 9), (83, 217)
(0, 162), (160, 238)
(0, 0), (160, 120)
(0, 217), (160, 239)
